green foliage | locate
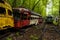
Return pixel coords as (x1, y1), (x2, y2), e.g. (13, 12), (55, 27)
(15, 32), (20, 36)
(7, 0), (59, 17)
(7, 0), (48, 17)
(6, 37), (12, 40)
(7, 0), (13, 7)
(52, 0), (59, 17)
(30, 34), (39, 40)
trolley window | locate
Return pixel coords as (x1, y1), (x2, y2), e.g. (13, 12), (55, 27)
(0, 0), (4, 3)
(8, 10), (12, 16)
(0, 7), (6, 14)
(22, 14), (27, 20)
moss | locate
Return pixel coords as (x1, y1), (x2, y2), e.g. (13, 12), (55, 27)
(30, 34), (39, 40)
(6, 37), (12, 40)
(15, 32), (20, 36)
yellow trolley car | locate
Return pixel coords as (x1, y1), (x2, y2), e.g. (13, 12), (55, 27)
(0, 0), (14, 30)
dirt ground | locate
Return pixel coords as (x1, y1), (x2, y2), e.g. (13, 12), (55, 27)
(1, 23), (60, 40)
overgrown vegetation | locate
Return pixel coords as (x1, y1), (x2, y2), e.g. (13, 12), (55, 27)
(6, 37), (12, 40)
(6, 0), (59, 18)
(30, 34), (39, 40)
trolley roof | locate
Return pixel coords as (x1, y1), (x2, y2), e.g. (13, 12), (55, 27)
(30, 11), (41, 16)
(13, 8), (30, 11)
(0, 1), (12, 11)
(13, 8), (30, 13)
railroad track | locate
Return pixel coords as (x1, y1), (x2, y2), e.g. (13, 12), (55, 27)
(39, 23), (60, 40)
(0, 32), (11, 39)
(0, 28), (28, 40)
(0, 28), (17, 40)
(0, 29), (11, 39)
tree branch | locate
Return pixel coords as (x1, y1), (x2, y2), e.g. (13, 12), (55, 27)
(32, 0), (40, 11)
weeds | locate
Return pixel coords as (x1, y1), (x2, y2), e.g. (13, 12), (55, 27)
(30, 34), (39, 40)
(6, 37), (12, 40)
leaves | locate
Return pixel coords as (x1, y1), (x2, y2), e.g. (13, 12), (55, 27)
(52, 0), (59, 17)
(7, 0), (59, 17)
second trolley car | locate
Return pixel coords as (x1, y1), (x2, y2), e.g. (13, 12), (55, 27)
(13, 7), (42, 29)
(13, 8), (30, 28)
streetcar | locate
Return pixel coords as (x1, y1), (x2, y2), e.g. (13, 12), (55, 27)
(45, 15), (53, 24)
(13, 8), (30, 28)
(13, 7), (42, 29)
(30, 11), (43, 25)
(0, 0), (14, 30)
(53, 17), (59, 26)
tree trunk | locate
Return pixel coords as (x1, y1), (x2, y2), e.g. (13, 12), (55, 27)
(32, 0), (40, 11)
